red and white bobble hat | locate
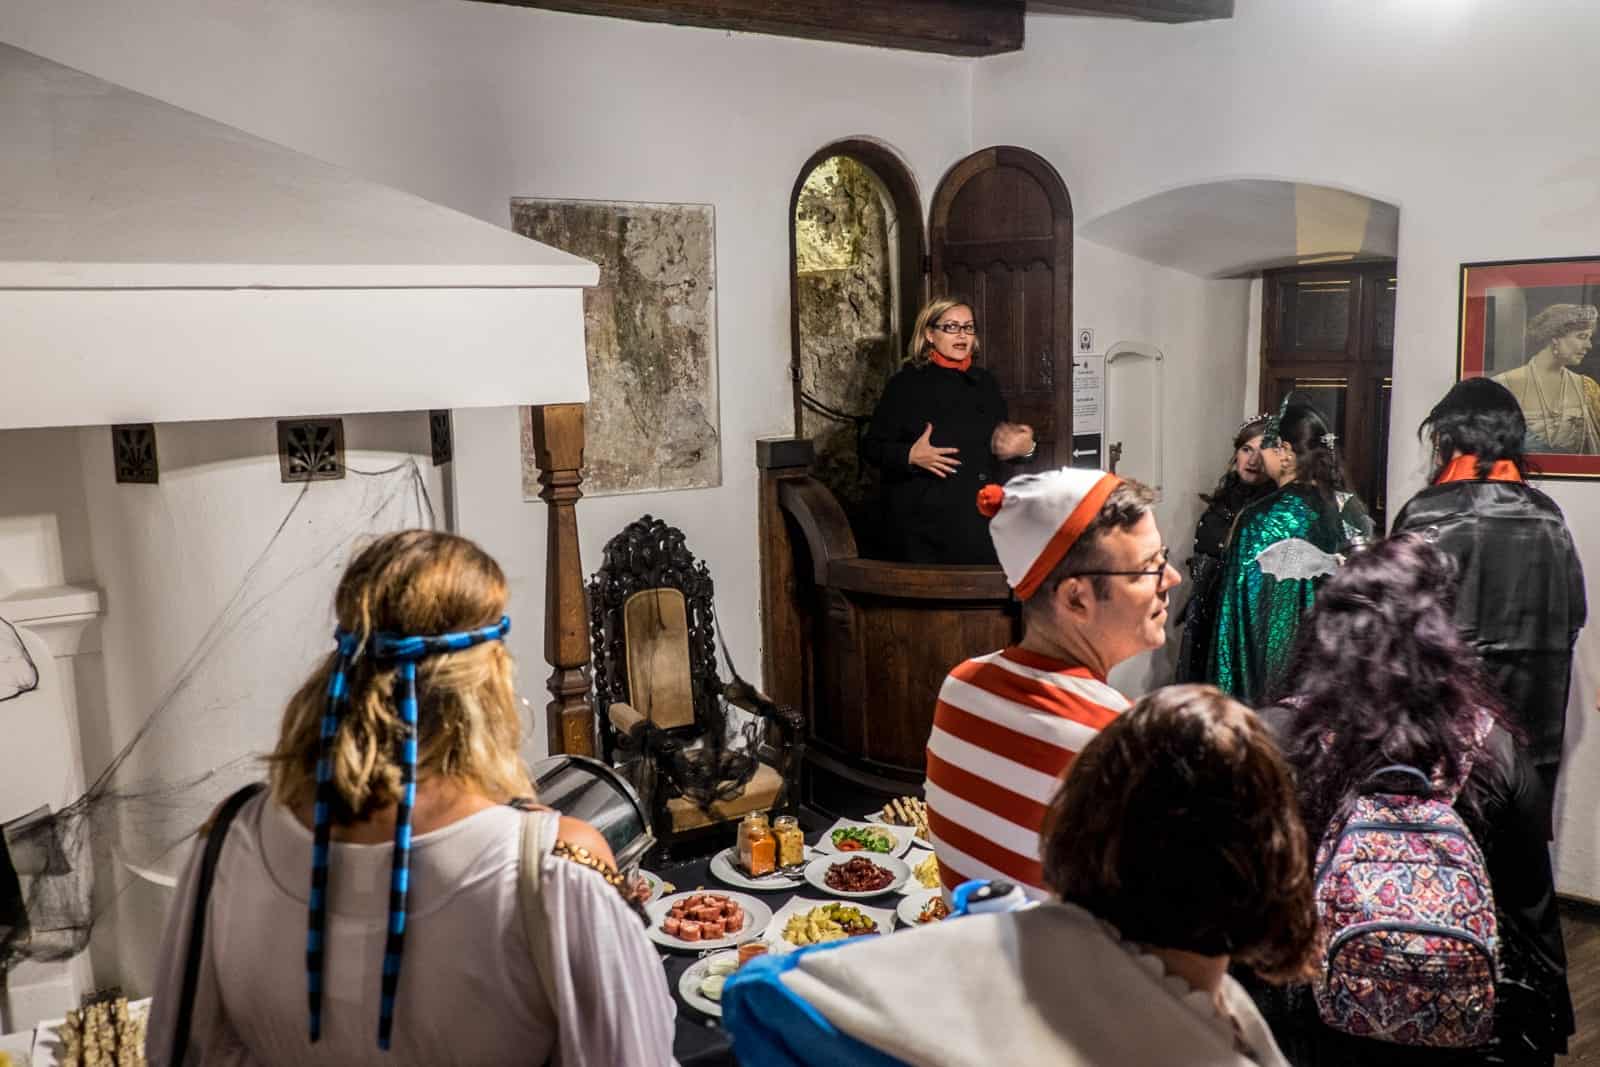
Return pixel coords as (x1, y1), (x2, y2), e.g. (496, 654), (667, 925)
(976, 468), (1123, 600)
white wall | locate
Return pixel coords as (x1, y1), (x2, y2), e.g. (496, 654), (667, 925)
(0, 429), (94, 594)
(76, 414), (442, 991)
(1071, 242), (1251, 695)
(976, 0), (1600, 897)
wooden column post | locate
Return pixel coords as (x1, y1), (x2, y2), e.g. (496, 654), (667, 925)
(528, 402), (596, 757)
(756, 437), (817, 716)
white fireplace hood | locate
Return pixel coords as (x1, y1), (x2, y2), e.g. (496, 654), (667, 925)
(0, 43), (598, 430)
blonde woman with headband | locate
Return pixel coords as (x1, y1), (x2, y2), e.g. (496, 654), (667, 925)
(146, 530), (677, 1066)
(1493, 302), (1600, 453)
(862, 297), (1037, 563)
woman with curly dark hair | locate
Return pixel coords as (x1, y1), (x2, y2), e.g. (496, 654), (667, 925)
(1173, 414), (1272, 682)
(1258, 533), (1572, 1066)
(1209, 397), (1373, 702)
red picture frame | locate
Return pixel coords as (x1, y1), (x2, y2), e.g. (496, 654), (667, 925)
(1459, 256), (1600, 478)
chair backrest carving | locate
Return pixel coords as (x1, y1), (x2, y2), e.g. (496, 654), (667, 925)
(588, 516), (721, 743)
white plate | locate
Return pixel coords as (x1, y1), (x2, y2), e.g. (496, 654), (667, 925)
(896, 887), (951, 928)
(864, 811), (933, 851)
(646, 890), (772, 952)
(817, 818), (913, 859)
(708, 846), (809, 891)
(677, 949), (741, 1017)
(764, 896), (897, 953)
(803, 853), (909, 899)
(897, 847), (942, 895)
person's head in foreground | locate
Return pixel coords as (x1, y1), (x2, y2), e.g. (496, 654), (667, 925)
(981, 469), (1181, 677)
(1044, 683), (1318, 984)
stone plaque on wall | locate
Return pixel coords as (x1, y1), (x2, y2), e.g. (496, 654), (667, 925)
(512, 199), (720, 497)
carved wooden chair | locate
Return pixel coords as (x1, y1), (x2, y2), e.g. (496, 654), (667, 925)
(588, 515), (804, 852)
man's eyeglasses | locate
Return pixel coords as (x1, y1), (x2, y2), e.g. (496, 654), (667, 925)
(933, 322), (978, 335)
(1066, 546), (1173, 581)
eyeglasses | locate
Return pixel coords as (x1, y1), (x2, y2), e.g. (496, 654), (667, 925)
(933, 322), (978, 335)
(1066, 546), (1173, 581)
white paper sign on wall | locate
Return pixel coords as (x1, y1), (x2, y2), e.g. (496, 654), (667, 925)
(1073, 355), (1105, 436)
(1076, 327), (1095, 354)
(1071, 354), (1105, 468)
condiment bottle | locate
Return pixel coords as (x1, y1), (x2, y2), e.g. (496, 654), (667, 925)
(745, 818), (777, 877)
(772, 814), (804, 868)
(737, 812), (771, 874)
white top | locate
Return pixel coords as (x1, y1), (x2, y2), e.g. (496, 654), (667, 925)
(782, 900), (1287, 1067)
(145, 796), (678, 1067)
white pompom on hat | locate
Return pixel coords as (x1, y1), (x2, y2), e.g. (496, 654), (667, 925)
(976, 468), (1123, 600)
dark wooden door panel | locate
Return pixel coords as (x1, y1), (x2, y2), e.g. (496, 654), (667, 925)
(1261, 262), (1396, 533)
(931, 147), (1074, 466)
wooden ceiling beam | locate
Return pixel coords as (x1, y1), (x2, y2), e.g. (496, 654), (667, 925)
(1027, 0), (1232, 22)
(470, 0), (1026, 57)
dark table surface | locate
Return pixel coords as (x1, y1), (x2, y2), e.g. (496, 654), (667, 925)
(655, 813), (922, 1066)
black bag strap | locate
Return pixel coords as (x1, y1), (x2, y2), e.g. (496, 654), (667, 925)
(170, 782), (266, 1067)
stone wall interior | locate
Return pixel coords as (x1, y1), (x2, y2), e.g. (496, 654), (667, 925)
(794, 156), (901, 555)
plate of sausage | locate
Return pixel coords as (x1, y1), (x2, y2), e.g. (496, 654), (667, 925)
(646, 890), (772, 952)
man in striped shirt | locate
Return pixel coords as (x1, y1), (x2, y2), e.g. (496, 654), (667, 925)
(927, 470), (1179, 898)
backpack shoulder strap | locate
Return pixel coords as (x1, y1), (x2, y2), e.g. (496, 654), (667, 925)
(170, 781), (266, 1067)
(517, 808), (562, 1035)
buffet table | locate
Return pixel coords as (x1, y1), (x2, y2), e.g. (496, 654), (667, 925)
(657, 814), (935, 1066)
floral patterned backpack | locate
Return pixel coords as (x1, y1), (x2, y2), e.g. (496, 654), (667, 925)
(1312, 762), (1498, 1048)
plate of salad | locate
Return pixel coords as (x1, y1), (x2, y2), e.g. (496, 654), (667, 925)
(815, 818), (912, 858)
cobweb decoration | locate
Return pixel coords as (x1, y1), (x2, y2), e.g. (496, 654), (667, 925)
(0, 458), (437, 975)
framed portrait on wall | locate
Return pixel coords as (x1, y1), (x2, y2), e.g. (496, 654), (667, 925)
(1459, 255), (1600, 478)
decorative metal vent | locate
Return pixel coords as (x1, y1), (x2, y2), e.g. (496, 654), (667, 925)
(112, 424), (159, 484)
(277, 418), (345, 483)
(429, 410), (453, 466)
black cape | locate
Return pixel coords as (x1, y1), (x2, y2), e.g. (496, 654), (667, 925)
(1173, 481), (1271, 684)
(861, 362), (1010, 564)
(1391, 479), (1586, 771)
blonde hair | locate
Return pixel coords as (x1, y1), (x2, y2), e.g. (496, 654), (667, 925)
(905, 297), (980, 366)
(269, 530), (533, 822)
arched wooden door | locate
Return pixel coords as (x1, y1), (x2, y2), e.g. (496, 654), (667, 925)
(929, 147), (1073, 469)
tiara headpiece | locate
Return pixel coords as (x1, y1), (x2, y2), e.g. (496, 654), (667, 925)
(1260, 394), (1293, 448)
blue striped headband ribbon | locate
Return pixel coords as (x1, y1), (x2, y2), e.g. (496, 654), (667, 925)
(307, 614), (511, 1050)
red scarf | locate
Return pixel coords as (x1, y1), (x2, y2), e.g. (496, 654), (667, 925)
(1435, 454), (1521, 485)
(929, 350), (970, 371)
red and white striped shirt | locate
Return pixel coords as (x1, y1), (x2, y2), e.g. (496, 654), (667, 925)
(923, 647), (1130, 900)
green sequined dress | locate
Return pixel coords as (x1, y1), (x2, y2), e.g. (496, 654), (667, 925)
(1208, 484), (1372, 704)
